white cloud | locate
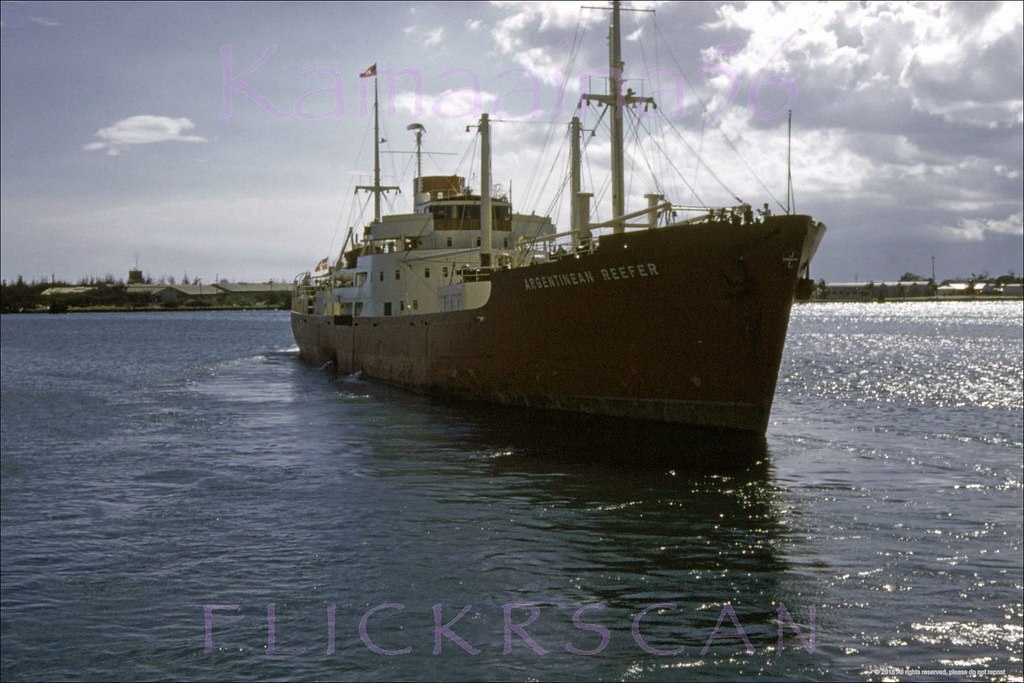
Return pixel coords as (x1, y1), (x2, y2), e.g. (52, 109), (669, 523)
(491, 1), (605, 87)
(28, 16), (62, 27)
(465, 18), (482, 32)
(492, 1), (593, 32)
(83, 116), (207, 156)
(403, 25), (446, 48)
(705, 2), (853, 75)
(935, 211), (1024, 242)
(689, 0), (1022, 261)
(994, 164), (1021, 180)
(392, 87), (498, 122)
(703, 2), (1022, 129)
(423, 27), (444, 48)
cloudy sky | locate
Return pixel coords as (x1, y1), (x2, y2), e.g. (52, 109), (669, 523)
(2, 1), (1021, 284)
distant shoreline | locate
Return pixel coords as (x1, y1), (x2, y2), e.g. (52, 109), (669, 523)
(3, 303), (290, 315)
(4, 298), (1021, 315)
(802, 296), (1024, 304)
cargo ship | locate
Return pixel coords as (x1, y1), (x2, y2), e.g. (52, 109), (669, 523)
(291, 2), (825, 433)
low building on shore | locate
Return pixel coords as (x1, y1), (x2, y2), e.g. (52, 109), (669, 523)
(819, 281), (933, 301)
(817, 280), (1022, 301)
(133, 282), (288, 307)
(935, 282), (1016, 297)
(40, 286), (96, 297)
(214, 282), (281, 296)
(123, 283), (219, 306)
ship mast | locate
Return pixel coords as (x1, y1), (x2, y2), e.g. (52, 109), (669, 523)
(570, 115), (592, 250)
(582, 0), (654, 234)
(786, 109), (795, 214)
(479, 113), (492, 269)
(608, 1), (625, 233)
(406, 122), (425, 196)
(356, 70), (399, 223)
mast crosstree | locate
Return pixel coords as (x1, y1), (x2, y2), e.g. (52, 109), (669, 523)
(355, 71), (400, 223)
(581, 1), (656, 234)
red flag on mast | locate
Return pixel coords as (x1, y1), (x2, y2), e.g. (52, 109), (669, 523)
(359, 64), (377, 78)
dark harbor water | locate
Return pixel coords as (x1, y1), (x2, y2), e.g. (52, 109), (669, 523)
(2, 303), (1021, 682)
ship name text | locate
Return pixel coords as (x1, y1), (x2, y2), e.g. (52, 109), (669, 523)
(523, 263), (659, 291)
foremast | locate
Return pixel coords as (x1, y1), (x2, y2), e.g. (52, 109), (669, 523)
(479, 113), (492, 269)
(581, 1), (654, 234)
(355, 66), (399, 223)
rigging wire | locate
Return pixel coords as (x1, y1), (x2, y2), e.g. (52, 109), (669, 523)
(489, 118), (573, 223)
(581, 113), (597, 225)
(654, 108), (734, 205)
(323, 108), (375, 262)
(531, 127), (569, 217)
(464, 131), (479, 193)
(540, 120), (597, 226)
(627, 108), (664, 200)
(643, 11), (708, 205)
(586, 104), (614, 219)
(620, 9), (694, 213)
(652, 18), (784, 210)
(345, 193), (373, 253)
(634, 23), (670, 200)
(626, 112), (637, 210)
(647, 10), (675, 194)
(521, 13), (586, 210)
(423, 151), (447, 175)
(581, 121), (600, 186)
(690, 108), (707, 207)
(380, 109), (397, 199)
(618, 15), (723, 208)
(389, 153), (415, 213)
(627, 108), (708, 206)
(322, 203), (347, 268)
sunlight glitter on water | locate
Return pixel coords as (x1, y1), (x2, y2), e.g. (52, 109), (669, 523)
(783, 302), (1023, 411)
(2, 306), (1021, 682)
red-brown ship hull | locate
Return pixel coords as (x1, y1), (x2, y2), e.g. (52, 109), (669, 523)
(292, 215), (824, 433)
